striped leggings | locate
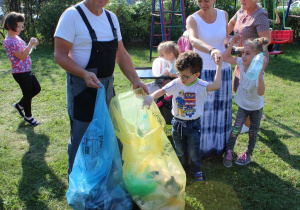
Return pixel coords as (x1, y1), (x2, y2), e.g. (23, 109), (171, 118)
(226, 107), (263, 155)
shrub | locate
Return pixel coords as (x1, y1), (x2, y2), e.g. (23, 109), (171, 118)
(106, 0), (135, 43)
(130, 1), (152, 42)
(36, 0), (77, 44)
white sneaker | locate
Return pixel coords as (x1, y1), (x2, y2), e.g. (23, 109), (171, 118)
(240, 125), (249, 134)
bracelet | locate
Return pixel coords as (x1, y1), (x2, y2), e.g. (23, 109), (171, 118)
(209, 48), (216, 55)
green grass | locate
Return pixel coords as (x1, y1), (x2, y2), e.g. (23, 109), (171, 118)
(0, 42), (299, 209)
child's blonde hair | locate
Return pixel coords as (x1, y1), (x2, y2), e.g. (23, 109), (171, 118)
(244, 37), (270, 54)
(157, 41), (180, 58)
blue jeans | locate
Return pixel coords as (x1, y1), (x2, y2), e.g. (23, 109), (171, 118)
(172, 117), (202, 173)
(226, 107), (263, 155)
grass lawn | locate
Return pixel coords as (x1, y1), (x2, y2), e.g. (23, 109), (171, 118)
(0, 42), (299, 210)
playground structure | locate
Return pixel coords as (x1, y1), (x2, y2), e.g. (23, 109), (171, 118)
(149, 0), (186, 61)
(269, 29), (293, 55)
(262, 0), (294, 56)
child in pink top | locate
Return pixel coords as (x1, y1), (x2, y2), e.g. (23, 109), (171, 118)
(3, 12), (41, 126)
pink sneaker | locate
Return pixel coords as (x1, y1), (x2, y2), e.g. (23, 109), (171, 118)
(223, 149), (234, 167)
(235, 152), (251, 165)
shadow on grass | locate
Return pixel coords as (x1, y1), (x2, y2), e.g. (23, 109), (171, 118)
(259, 128), (300, 171)
(267, 43), (300, 83)
(166, 124), (299, 209)
(16, 122), (67, 209)
(264, 115), (300, 138)
(185, 157), (300, 209)
(258, 115), (300, 171)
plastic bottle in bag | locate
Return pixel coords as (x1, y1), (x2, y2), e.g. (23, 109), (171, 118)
(246, 52), (264, 80)
(137, 110), (151, 137)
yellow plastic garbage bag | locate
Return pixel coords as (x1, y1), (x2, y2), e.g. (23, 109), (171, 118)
(109, 89), (186, 210)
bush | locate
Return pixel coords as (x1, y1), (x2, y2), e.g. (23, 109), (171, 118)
(106, 0), (135, 43)
(130, 1), (152, 42)
(36, 0), (77, 44)
(104, 0), (242, 45)
(9, 0), (300, 45)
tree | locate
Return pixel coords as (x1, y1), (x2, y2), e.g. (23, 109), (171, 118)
(3, 0), (21, 12)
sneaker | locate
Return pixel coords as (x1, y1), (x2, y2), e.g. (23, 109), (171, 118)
(235, 152), (251, 165)
(194, 171), (204, 181)
(13, 103), (24, 118)
(240, 125), (249, 134)
(24, 117), (40, 126)
(223, 149), (234, 167)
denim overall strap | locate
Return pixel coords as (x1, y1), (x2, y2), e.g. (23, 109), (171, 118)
(75, 5), (118, 78)
(75, 5), (97, 41)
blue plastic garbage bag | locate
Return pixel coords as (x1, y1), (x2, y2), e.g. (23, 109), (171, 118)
(66, 84), (132, 210)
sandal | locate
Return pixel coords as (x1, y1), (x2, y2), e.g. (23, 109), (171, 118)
(14, 103), (24, 118)
(24, 117), (40, 126)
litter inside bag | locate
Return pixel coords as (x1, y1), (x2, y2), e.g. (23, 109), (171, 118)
(109, 88), (186, 210)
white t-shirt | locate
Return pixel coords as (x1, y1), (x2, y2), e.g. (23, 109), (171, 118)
(54, 2), (122, 69)
(235, 57), (265, 111)
(163, 78), (209, 120)
(191, 9), (230, 70)
(168, 59), (178, 75)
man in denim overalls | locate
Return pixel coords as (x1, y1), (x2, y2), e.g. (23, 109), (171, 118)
(54, 0), (148, 174)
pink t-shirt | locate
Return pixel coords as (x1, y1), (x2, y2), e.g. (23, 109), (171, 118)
(4, 36), (31, 74)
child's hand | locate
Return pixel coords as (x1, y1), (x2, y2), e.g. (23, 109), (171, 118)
(143, 95), (154, 109)
(164, 71), (171, 77)
(230, 35), (240, 45)
(211, 48), (222, 64)
(261, 56), (267, 74)
(216, 55), (223, 65)
(29, 38), (39, 47)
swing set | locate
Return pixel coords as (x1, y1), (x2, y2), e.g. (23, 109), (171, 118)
(262, 0), (294, 55)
